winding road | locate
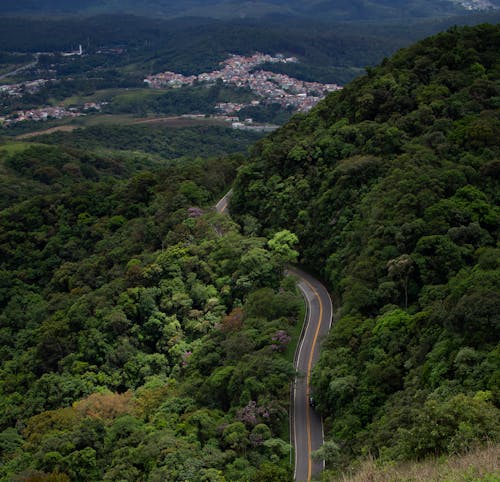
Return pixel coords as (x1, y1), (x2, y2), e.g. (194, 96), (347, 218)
(289, 267), (333, 481)
(215, 191), (333, 481)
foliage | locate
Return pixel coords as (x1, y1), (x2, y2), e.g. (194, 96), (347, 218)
(2, 13), (499, 90)
(231, 24), (500, 469)
(0, 0), (497, 21)
(0, 137), (301, 480)
(106, 84), (256, 116)
(36, 124), (263, 160)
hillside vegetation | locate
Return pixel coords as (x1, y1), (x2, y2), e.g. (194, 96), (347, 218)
(231, 23), (500, 475)
(334, 443), (499, 481)
(1, 0), (496, 20)
(2, 13), (500, 86)
(0, 140), (303, 480)
(34, 124), (263, 160)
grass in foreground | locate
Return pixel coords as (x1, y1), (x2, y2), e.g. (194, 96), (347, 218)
(331, 444), (499, 482)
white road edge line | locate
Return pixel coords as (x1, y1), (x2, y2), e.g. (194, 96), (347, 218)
(293, 278), (315, 480)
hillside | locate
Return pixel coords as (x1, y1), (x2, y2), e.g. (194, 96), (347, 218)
(0, 15), (418, 90)
(335, 443), (499, 481)
(0, 138), (303, 480)
(1, 13), (500, 100)
(231, 23), (500, 475)
(1, 0), (499, 19)
(1, 19), (499, 482)
(0, 15), (434, 78)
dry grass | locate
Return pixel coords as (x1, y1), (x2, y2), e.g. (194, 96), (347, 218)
(333, 444), (500, 482)
(133, 115), (228, 127)
(12, 113), (231, 140)
(16, 124), (78, 139)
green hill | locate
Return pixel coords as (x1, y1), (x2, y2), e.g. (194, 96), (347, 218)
(0, 136), (302, 480)
(231, 23), (500, 473)
(0, 20), (499, 482)
(1, 13), (500, 87)
(1, 0), (499, 20)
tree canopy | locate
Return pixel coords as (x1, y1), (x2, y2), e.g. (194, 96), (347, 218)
(231, 23), (500, 473)
(0, 139), (299, 480)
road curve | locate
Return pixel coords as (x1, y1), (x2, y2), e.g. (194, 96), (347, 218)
(289, 267), (333, 481)
(214, 192), (333, 480)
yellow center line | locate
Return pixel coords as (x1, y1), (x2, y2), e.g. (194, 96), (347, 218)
(302, 277), (324, 482)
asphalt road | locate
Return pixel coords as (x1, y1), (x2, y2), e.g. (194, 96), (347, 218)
(214, 192), (333, 480)
(214, 189), (232, 214)
(290, 267), (333, 481)
(0, 55), (39, 80)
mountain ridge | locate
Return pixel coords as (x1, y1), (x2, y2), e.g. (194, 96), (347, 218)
(1, 0), (499, 20)
(231, 22), (500, 474)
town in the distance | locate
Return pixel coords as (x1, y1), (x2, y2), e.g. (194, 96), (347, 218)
(1, 51), (341, 130)
(145, 52), (342, 115)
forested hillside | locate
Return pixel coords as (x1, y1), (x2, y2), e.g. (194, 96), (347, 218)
(1, 20), (499, 482)
(1, 0), (497, 19)
(0, 142), (302, 480)
(0, 14), (409, 85)
(2, 13), (500, 85)
(35, 125), (263, 160)
(231, 23), (500, 475)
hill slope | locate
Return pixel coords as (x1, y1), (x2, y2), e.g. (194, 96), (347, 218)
(1, 0), (499, 19)
(231, 23), (500, 472)
(0, 138), (303, 480)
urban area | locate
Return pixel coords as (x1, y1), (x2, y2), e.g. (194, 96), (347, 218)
(1, 51), (342, 129)
(144, 53), (342, 114)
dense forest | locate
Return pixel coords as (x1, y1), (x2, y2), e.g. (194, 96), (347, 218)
(1, 13), (500, 83)
(1, 19), (499, 482)
(104, 85), (256, 117)
(1, 0), (497, 20)
(35, 124), (264, 160)
(231, 23), (500, 475)
(0, 138), (304, 480)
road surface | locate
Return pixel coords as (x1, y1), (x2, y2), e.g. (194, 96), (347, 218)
(214, 192), (333, 480)
(215, 189), (232, 214)
(290, 267), (333, 481)
(0, 55), (39, 80)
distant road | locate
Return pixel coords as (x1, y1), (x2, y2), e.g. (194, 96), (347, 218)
(214, 192), (333, 481)
(0, 55), (39, 80)
(290, 267), (333, 481)
(215, 189), (232, 214)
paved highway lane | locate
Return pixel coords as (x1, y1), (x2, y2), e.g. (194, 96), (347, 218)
(215, 189), (232, 214)
(214, 192), (333, 480)
(290, 267), (333, 481)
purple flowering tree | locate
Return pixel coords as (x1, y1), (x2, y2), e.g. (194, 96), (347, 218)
(187, 206), (203, 218)
(181, 350), (192, 367)
(236, 400), (271, 428)
(270, 330), (291, 352)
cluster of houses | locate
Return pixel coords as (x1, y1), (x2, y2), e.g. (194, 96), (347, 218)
(144, 52), (342, 113)
(1, 102), (105, 127)
(0, 79), (49, 97)
(1, 51), (343, 128)
(457, 0), (497, 10)
(1, 106), (82, 126)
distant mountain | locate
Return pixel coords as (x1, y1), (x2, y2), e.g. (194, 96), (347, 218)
(1, 0), (499, 19)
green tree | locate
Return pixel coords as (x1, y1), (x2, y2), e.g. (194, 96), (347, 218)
(267, 230), (299, 265)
